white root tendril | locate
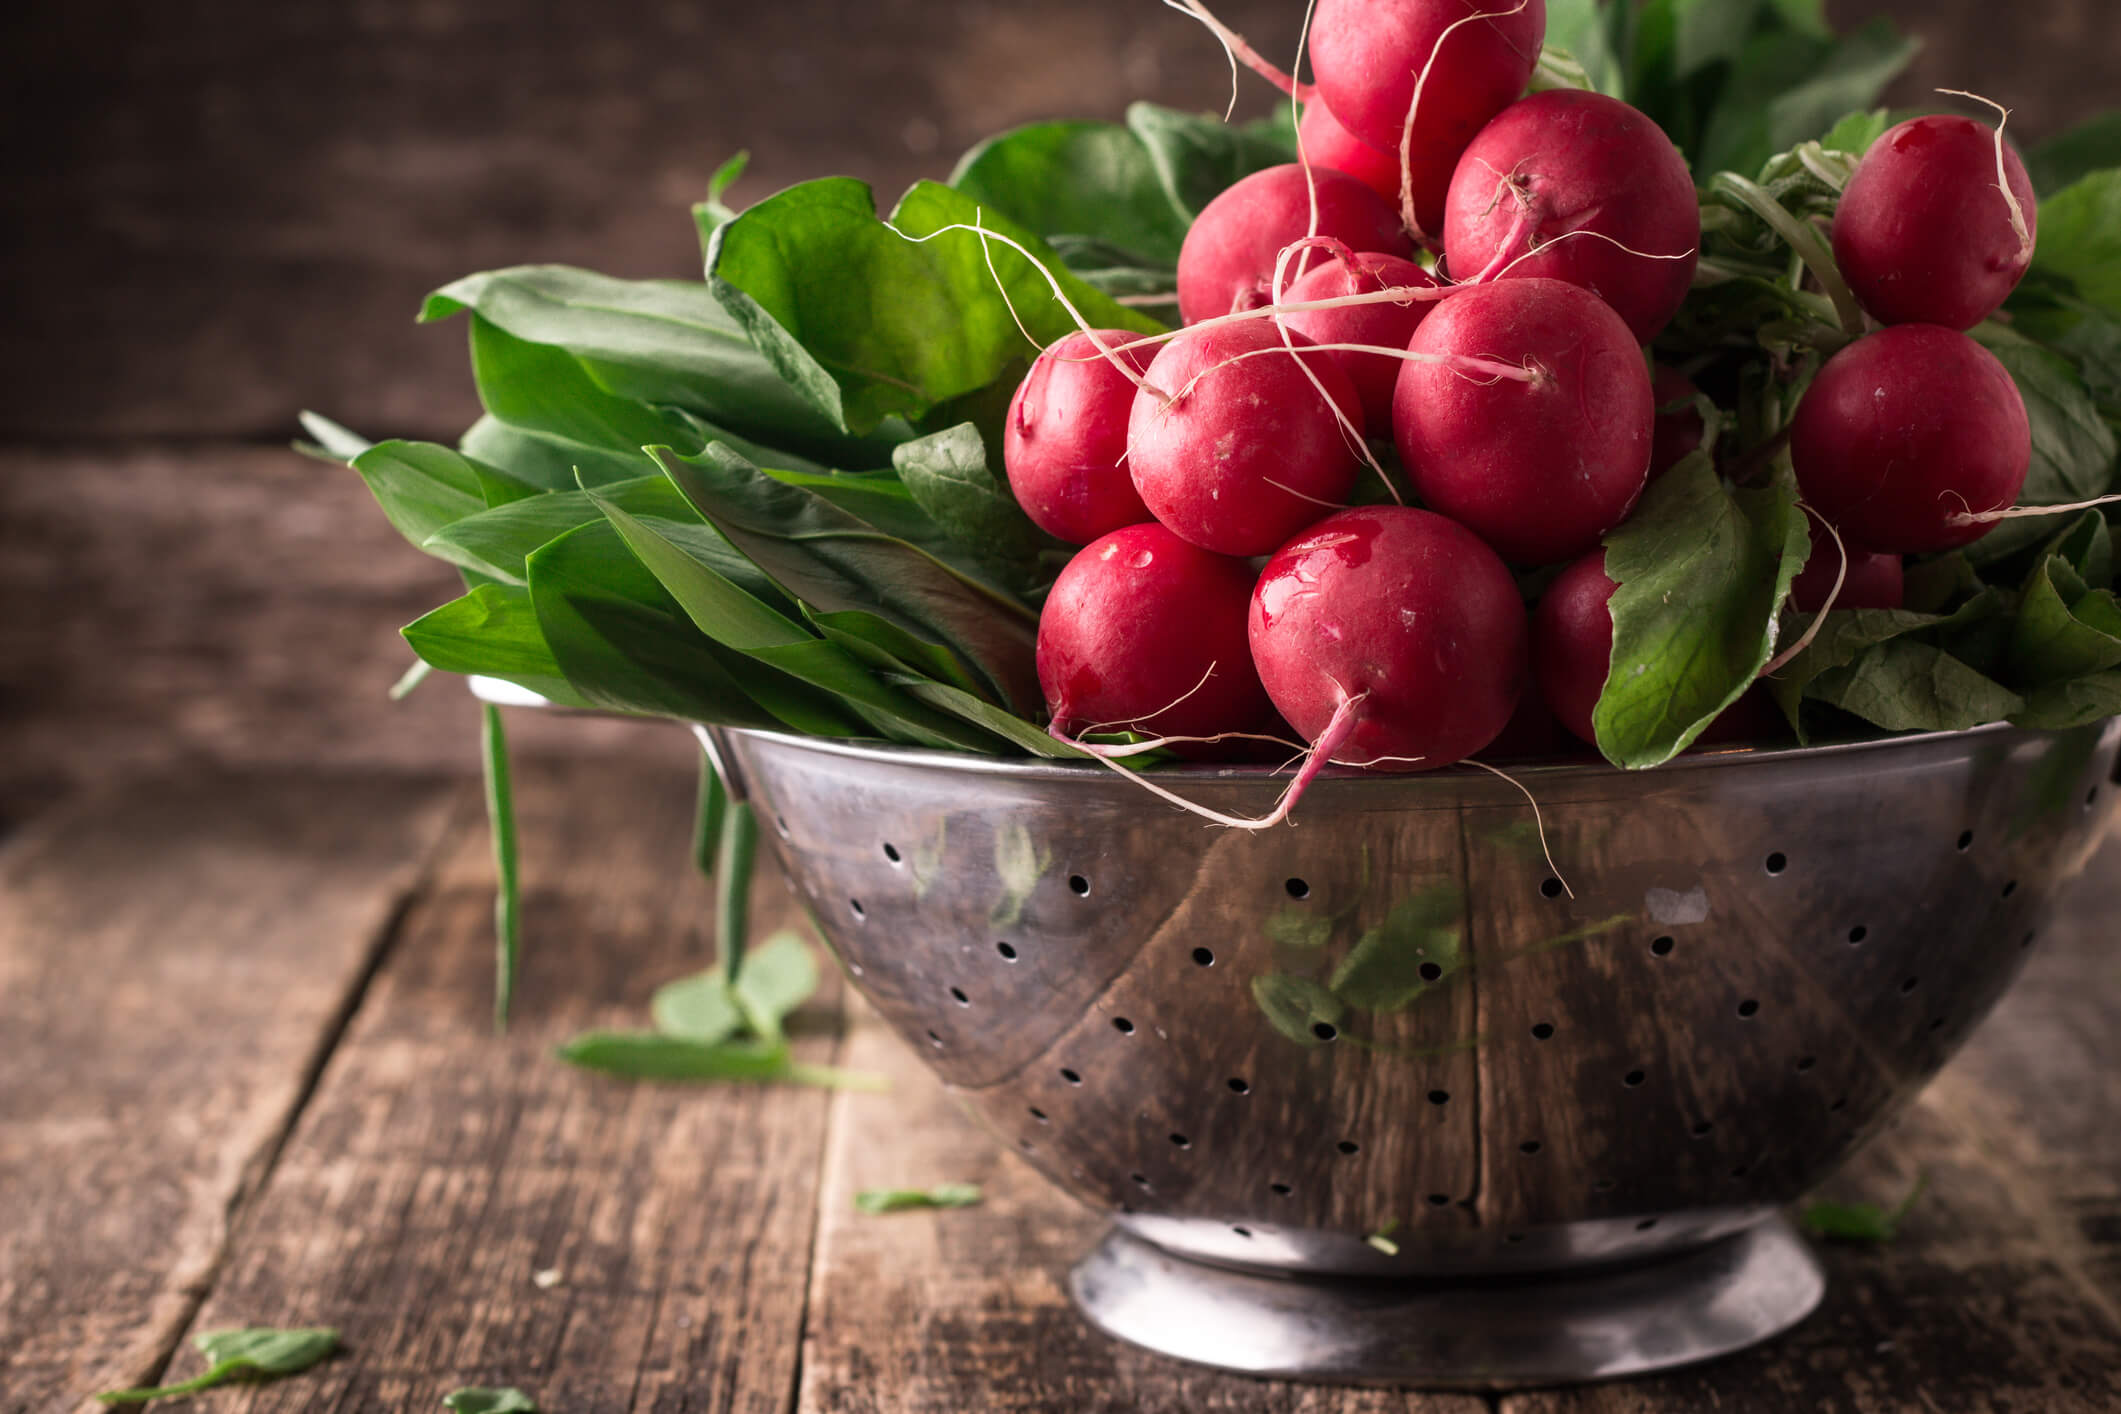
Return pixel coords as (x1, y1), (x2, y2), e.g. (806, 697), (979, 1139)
(1944, 492), (2121, 527)
(1295, 0), (1325, 271)
(1269, 236), (1394, 493)
(1400, 0), (1534, 245)
(1937, 89), (2035, 265)
(1162, 0), (1316, 116)
(1488, 227), (1700, 283)
(1762, 506), (1843, 678)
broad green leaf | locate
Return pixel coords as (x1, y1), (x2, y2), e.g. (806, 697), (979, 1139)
(1768, 594), (2008, 735)
(2017, 672), (2121, 730)
(731, 930), (822, 1042)
(1124, 101), (1298, 226)
(2007, 282), (2121, 423)
(352, 440), (513, 547)
(854, 1183), (983, 1214)
(482, 704), (521, 1031)
(2026, 115), (2121, 198)
(98, 1327), (340, 1404)
(2007, 558), (2121, 688)
(655, 443), (1041, 713)
(1595, 457), (1809, 768)
(950, 118), (1189, 267)
(465, 314), (700, 464)
(1673, 0), (1765, 80)
(402, 584), (591, 709)
(297, 409), (375, 461)
(2033, 169), (2121, 322)
(807, 607), (992, 701)
(892, 422), (1061, 586)
(1542, 0), (1625, 98)
(1330, 887), (1465, 1012)
(426, 476), (753, 589)
(651, 969), (744, 1044)
(1819, 108), (1892, 157)
(1252, 974), (1345, 1048)
(460, 413), (660, 491)
(444, 1390), (539, 1414)
(1969, 324), (2118, 507)
(555, 1032), (885, 1090)
(1696, 21), (1916, 178)
(1803, 639), (2025, 732)
(889, 676), (1093, 760)
(706, 176), (1159, 436)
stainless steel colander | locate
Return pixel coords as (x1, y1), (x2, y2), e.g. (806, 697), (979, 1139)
(697, 717), (2121, 1387)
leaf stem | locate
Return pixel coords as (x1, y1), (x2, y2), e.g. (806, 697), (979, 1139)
(717, 801), (759, 985)
(481, 704), (521, 1033)
(1709, 172), (1868, 338)
(692, 754), (727, 882)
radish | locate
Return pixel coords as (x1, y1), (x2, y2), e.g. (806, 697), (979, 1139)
(1394, 277), (1653, 566)
(1038, 523), (1273, 744)
(1442, 89), (1700, 343)
(1276, 243), (1441, 429)
(1175, 164), (1411, 324)
(1297, 100), (1403, 203)
(1790, 325), (2031, 554)
(1249, 506), (1526, 772)
(1003, 330), (1155, 546)
(1789, 523), (1905, 613)
(1832, 112), (2037, 332)
(1649, 367), (1706, 481)
(1308, 0), (1548, 240)
(1128, 320), (1366, 557)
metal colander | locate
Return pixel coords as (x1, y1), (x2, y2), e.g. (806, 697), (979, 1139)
(701, 718), (2121, 1387)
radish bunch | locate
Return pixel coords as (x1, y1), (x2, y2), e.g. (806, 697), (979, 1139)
(1001, 3), (2051, 793)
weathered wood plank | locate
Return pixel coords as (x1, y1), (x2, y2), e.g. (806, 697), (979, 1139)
(164, 754), (842, 1412)
(0, 771), (462, 1413)
(797, 1001), (1486, 1414)
(1504, 838), (2121, 1414)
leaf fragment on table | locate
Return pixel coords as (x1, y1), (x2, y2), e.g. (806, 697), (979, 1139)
(854, 1183), (985, 1214)
(556, 1033), (886, 1091)
(443, 1389), (539, 1413)
(97, 1327), (340, 1404)
(1799, 1172), (1930, 1243)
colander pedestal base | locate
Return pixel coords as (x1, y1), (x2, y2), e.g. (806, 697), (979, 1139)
(1069, 1217), (1826, 1388)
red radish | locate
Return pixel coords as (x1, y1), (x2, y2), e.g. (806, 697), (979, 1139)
(1532, 550), (1616, 748)
(1394, 277), (1653, 566)
(1175, 164), (1411, 324)
(1308, 0), (1548, 239)
(1297, 100), (1403, 203)
(1250, 506), (1526, 771)
(1789, 523), (1905, 613)
(1038, 523), (1274, 743)
(1128, 320), (1366, 557)
(1442, 89), (1700, 343)
(1277, 246), (1441, 429)
(1833, 113), (2038, 331)
(1650, 367), (1706, 481)
(1790, 325), (2031, 554)
(1003, 331), (1155, 546)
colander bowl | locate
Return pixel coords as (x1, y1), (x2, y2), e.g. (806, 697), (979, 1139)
(702, 717), (2121, 1387)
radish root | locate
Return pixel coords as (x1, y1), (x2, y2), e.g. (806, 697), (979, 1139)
(1762, 507), (1845, 678)
(1400, 0), (1534, 245)
(1945, 492), (2121, 527)
(1937, 89), (2034, 266)
(1162, 0), (1317, 115)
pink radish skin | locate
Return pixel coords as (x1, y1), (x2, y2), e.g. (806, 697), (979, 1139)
(1038, 523), (1274, 746)
(1003, 331), (1156, 546)
(1790, 325), (2031, 554)
(1249, 506), (1526, 771)
(1129, 321), (1366, 557)
(1297, 101), (1404, 203)
(1394, 277), (1653, 566)
(1833, 115), (2038, 331)
(1442, 90), (1700, 343)
(1649, 367), (1706, 482)
(1175, 164), (1411, 324)
(1277, 250), (1441, 429)
(1790, 523), (1905, 613)
(1308, 0), (1548, 239)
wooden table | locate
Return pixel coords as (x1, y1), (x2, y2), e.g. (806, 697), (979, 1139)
(5, 755), (2119, 1413)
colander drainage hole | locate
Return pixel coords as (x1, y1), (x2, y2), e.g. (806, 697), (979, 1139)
(1312, 1022), (1339, 1042)
(775, 813), (790, 838)
(1228, 1077), (1251, 1094)
(1540, 876), (1565, 899)
(850, 899), (866, 921)
(882, 842), (901, 864)
(1729, 1165), (1751, 1179)
(1285, 877), (1311, 900)
(1068, 874), (1091, 897)
(2022, 931), (2037, 950)
(1504, 1232), (1527, 1245)
(995, 941), (1018, 961)
(1028, 1107), (1048, 1122)
(1796, 1055), (1817, 1072)
(1531, 1022), (1556, 1040)
(1737, 999), (1760, 1019)
(2088, 786), (2101, 809)
(2001, 879), (2019, 899)
(1232, 1226), (1254, 1238)
(1337, 1140), (1361, 1156)
(1018, 1138), (1034, 1152)
(1593, 1178), (1617, 1192)
(1900, 976), (1919, 995)
(1425, 1193), (1452, 1208)
(1519, 1140), (1542, 1155)
(1427, 1089), (1450, 1106)
(1848, 925), (1869, 945)
(1691, 1120), (1715, 1137)
(1191, 947), (1216, 967)
(949, 986), (970, 1006)
(1131, 1173), (1151, 1188)
(1956, 829), (1975, 852)
(1112, 1017), (1135, 1034)
(1060, 1068), (1082, 1085)
(1271, 1182), (1293, 1196)
(1169, 1133), (1191, 1149)
(1636, 1218), (1659, 1231)
(1418, 962), (1444, 982)
(925, 1030), (944, 1048)
(1650, 936), (1675, 957)
(1829, 1096), (1849, 1113)
(1928, 1016), (1947, 1032)
(1623, 1070), (1646, 1088)
(1764, 852), (1788, 875)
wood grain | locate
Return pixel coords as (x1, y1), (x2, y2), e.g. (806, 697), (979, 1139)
(0, 771), (461, 1413)
(163, 753), (844, 1413)
(798, 1001), (1487, 1414)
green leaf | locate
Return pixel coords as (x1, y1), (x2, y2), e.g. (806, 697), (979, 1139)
(807, 607), (991, 701)
(654, 443), (1041, 714)
(1595, 457), (1809, 768)
(555, 1032), (886, 1090)
(482, 704), (521, 1031)
(1251, 974), (1344, 1048)
(1819, 107), (1892, 157)
(297, 409), (375, 462)
(891, 422), (1060, 586)
(1804, 638), (2025, 732)
(1969, 324), (2118, 507)
(402, 584), (591, 708)
(2027, 114), (2121, 199)
(1696, 21), (1916, 178)
(352, 440), (513, 547)
(853, 1183), (984, 1214)
(465, 314), (702, 466)
(651, 970), (744, 1044)
(426, 476), (728, 588)
(694, 149), (751, 236)
(2017, 671), (2121, 730)
(98, 1327), (340, 1404)
(444, 1390), (539, 1414)
(2033, 169), (2121, 322)
(459, 413), (663, 492)
(1767, 594), (2010, 735)
(950, 118), (1189, 267)
(1124, 101), (1298, 226)
(706, 176), (1159, 436)
(2007, 557), (2121, 688)
(2007, 282), (2121, 424)
(731, 930), (821, 1042)
(1330, 887), (1465, 1013)
(887, 675), (1092, 760)
(1800, 1172), (1928, 1244)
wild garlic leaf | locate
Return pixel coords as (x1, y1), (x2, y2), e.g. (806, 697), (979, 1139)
(650, 970), (744, 1045)
(1800, 1173), (1928, 1244)
(2033, 169), (2121, 323)
(443, 1388), (539, 1413)
(556, 1033), (885, 1091)
(950, 117), (1189, 267)
(98, 1327), (339, 1404)
(731, 931), (822, 1043)
(401, 585), (592, 710)
(854, 1183), (984, 1214)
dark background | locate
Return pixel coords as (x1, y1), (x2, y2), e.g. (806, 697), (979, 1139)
(2, 0), (2114, 821)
